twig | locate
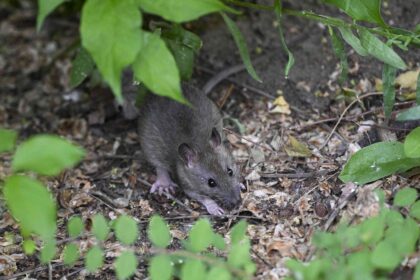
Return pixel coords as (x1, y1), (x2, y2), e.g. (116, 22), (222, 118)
(319, 92), (383, 150)
(0, 263), (65, 280)
(260, 169), (335, 179)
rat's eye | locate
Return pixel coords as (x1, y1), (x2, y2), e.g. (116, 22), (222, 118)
(227, 168), (233, 176)
(208, 179), (217, 188)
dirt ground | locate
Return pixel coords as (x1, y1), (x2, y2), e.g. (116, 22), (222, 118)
(0, 0), (419, 279)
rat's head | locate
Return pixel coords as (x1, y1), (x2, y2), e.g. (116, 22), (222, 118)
(176, 128), (243, 211)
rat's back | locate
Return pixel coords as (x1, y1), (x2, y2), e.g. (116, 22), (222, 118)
(138, 84), (222, 171)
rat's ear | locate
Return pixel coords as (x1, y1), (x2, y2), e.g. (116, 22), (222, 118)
(209, 128), (221, 148)
(178, 143), (198, 167)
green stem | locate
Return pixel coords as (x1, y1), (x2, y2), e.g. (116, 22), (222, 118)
(223, 0), (420, 47)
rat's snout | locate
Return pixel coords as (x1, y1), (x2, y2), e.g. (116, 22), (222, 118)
(223, 188), (242, 210)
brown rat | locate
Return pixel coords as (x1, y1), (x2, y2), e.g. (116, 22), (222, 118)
(138, 84), (244, 215)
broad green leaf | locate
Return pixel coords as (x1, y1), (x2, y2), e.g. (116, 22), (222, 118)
(386, 218), (419, 255)
(394, 188), (417, 207)
(12, 134), (85, 176)
(81, 0), (142, 102)
(274, 0), (294, 77)
(115, 251), (138, 280)
(40, 239), (57, 264)
(410, 201), (420, 219)
(63, 243), (79, 266)
(189, 219), (213, 252)
(382, 64), (397, 119)
(206, 266), (231, 280)
(324, 0), (385, 26)
(181, 259), (206, 280)
(396, 105), (420, 121)
(70, 47), (95, 88)
(385, 209), (404, 226)
(92, 214), (110, 241)
(359, 215), (385, 244)
(338, 27), (368, 56)
(132, 32), (184, 103)
(329, 27), (348, 84)
(371, 241), (401, 270)
(3, 175), (56, 239)
(404, 127), (420, 158)
(228, 238), (251, 268)
(37, 0), (65, 31)
(415, 263), (420, 280)
(114, 215), (138, 245)
(339, 142), (420, 185)
(67, 216), (84, 238)
(0, 128), (17, 153)
(149, 255), (173, 280)
(23, 239), (36, 255)
(221, 13), (262, 83)
(162, 25), (202, 80)
(359, 29), (406, 70)
(230, 220), (247, 245)
(85, 246), (104, 272)
(347, 250), (373, 278)
(137, 0), (237, 23)
(148, 215), (171, 248)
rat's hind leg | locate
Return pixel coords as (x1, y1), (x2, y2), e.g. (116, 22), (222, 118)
(151, 167), (177, 197)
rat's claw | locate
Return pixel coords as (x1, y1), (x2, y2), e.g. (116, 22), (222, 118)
(202, 199), (225, 216)
(151, 181), (177, 198)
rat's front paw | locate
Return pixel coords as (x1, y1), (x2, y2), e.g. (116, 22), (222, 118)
(151, 181), (177, 198)
(202, 199), (225, 216)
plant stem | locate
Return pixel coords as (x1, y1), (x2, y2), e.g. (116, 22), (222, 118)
(224, 0), (273, 10)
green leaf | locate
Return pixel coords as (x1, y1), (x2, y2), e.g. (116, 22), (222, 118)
(149, 255), (173, 280)
(37, 0), (66, 31)
(92, 214), (110, 241)
(80, 0), (142, 102)
(394, 188), (418, 207)
(115, 251), (138, 280)
(132, 32), (184, 103)
(404, 127), (420, 158)
(382, 64), (397, 119)
(359, 215), (385, 244)
(228, 238), (251, 268)
(339, 142), (420, 185)
(386, 218), (419, 255)
(181, 259), (206, 280)
(396, 105), (420, 121)
(274, 0), (294, 77)
(410, 201), (420, 219)
(324, 0), (385, 26)
(23, 239), (36, 255)
(230, 220), (247, 245)
(337, 27), (368, 56)
(213, 233), (226, 250)
(189, 219), (213, 253)
(137, 0), (237, 23)
(162, 25), (202, 80)
(85, 246), (104, 272)
(12, 134), (85, 176)
(359, 29), (406, 70)
(114, 215), (138, 245)
(329, 27), (348, 84)
(417, 69), (420, 105)
(3, 175), (56, 239)
(206, 266), (231, 280)
(70, 47), (95, 88)
(67, 216), (84, 238)
(385, 209), (404, 225)
(63, 243), (79, 266)
(221, 13), (262, 83)
(414, 262), (420, 280)
(40, 239), (56, 264)
(371, 241), (401, 270)
(148, 215), (171, 248)
(0, 128), (17, 153)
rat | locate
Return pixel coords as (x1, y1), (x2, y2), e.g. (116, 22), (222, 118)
(138, 84), (244, 215)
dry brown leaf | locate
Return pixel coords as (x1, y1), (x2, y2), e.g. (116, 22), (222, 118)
(395, 69), (419, 90)
(267, 240), (294, 257)
(270, 96), (291, 115)
(284, 136), (312, 157)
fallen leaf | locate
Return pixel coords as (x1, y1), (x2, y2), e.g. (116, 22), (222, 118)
(270, 96), (291, 115)
(395, 69), (419, 90)
(284, 136), (312, 157)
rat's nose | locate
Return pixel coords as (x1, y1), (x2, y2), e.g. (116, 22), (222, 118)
(225, 190), (242, 210)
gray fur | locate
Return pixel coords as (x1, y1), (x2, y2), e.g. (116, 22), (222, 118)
(138, 84), (242, 212)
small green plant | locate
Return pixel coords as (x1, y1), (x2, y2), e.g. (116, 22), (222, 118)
(287, 188), (420, 280)
(0, 129), (254, 279)
(0, 129), (84, 263)
(340, 127), (420, 185)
